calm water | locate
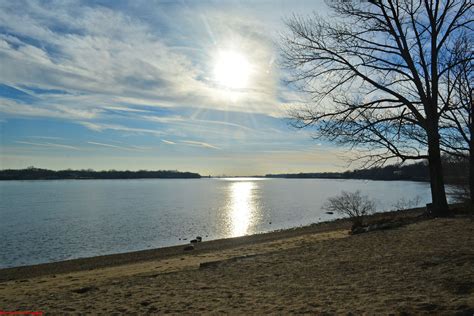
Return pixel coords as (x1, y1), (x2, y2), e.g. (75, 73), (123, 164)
(0, 178), (432, 268)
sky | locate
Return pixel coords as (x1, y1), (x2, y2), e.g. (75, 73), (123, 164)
(0, 0), (348, 176)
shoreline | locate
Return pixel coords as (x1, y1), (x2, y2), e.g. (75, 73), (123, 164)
(0, 206), (426, 282)
(1, 206), (472, 314)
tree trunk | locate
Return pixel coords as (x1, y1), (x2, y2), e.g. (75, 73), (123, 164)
(469, 96), (474, 208)
(469, 131), (474, 209)
(427, 127), (449, 216)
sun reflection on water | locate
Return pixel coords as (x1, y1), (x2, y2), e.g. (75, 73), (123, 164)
(227, 181), (257, 237)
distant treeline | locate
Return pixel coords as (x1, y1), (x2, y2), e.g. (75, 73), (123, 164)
(266, 160), (466, 183)
(0, 167), (201, 180)
(266, 172), (345, 179)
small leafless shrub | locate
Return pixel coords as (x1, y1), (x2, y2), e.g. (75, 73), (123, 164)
(324, 190), (376, 229)
(392, 196), (422, 210)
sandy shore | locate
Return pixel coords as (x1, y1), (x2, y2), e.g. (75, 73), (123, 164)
(1, 209), (473, 314)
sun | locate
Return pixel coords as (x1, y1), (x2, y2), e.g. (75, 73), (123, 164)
(213, 50), (252, 90)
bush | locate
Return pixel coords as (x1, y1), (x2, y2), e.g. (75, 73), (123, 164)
(392, 196), (422, 210)
(324, 190), (375, 229)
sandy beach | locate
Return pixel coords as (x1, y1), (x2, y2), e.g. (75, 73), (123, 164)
(1, 209), (473, 314)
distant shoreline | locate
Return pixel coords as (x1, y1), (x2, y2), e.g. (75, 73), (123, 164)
(0, 178), (203, 181)
(263, 175), (429, 182)
(0, 168), (202, 180)
(4, 160), (464, 182)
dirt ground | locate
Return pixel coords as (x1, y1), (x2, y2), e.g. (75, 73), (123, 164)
(1, 216), (473, 314)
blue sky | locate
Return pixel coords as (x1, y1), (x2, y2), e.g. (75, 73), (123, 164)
(0, 0), (347, 175)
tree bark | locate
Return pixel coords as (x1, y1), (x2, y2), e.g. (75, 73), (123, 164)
(427, 125), (450, 216)
(469, 94), (474, 208)
(469, 113), (474, 209)
(469, 145), (474, 209)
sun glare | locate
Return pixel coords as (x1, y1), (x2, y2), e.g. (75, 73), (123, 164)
(213, 50), (251, 90)
(228, 181), (255, 237)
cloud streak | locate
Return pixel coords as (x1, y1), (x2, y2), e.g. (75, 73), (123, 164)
(181, 140), (220, 150)
(162, 138), (219, 149)
(87, 141), (145, 151)
(80, 122), (163, 136)
(161, 139), (176, 145)
(15, 141), (78, 150)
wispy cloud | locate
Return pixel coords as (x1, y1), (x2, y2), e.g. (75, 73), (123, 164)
(87, 141), (123, 149)
(0, 99), (100, 119)
(80, 122), (163, 136)
(146, 115), (257, 133)
(181, 140), (220, 150)
(87, 141), (146, 151)
(162, 139), (176, 145)
(162, 138), (219, 149)
(104, 106), (151, 113)
(28, 136), (64, 140)
(15, 141), (78, 150)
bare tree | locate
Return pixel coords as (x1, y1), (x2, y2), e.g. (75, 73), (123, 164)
(281, 0), (473, 216)
(324, 190), (375, 228)
(439, 34), (473, 205)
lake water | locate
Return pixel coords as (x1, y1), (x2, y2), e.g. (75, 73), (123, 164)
(0, 178), (432, 268)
